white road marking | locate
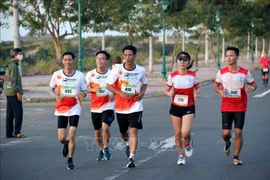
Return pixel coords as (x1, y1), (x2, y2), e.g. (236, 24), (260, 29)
(0, 136), (44, 147)
(253, 89), (270, 98)
(104, 133), (194, 180)
(0, 108), (44, 111)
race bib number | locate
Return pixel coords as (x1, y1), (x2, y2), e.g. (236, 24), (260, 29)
(96, 87), (109, 97)
(225, 88), (241, 98)
(61, 85), (76, 97)
(121, 84), (135, 95)
(174, 94), (188, 106)
(263, 68), (269, 72)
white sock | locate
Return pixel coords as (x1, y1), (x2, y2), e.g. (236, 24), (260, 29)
(129, 154), (135, 159)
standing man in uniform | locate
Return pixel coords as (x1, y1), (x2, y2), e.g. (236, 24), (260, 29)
(49, 51), (87, 170)
(214, 47), (257, 165)
(106, 45), (147, 168)
(85, 50), (115, 161)
(4, 48), (25, 138)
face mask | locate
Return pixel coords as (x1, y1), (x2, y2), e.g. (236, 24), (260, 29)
(17, 54), (23, 61)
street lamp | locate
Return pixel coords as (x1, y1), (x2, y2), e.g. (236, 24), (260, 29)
(215, 10), (221, 70)
(251, 20), (255, 63)
(78, 0), (83, 72)
(161, 0), (169, 79)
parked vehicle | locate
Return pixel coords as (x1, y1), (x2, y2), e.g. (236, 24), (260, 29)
(0, 68), (5, 94)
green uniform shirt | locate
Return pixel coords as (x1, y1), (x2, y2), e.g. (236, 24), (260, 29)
(3, 59), (23, 96)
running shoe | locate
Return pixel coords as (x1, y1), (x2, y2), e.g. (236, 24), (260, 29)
(177, 154), (186, 165)
(233, 156), (243, 165)
(66, 161), (76, 170)
(103, 147), (111, 160)
(223, 140), (231, 157)
(126, 157), (135, 168)
(62, 140), (69, 157)
(125, 145), (130, 159)
(184, 140), (193, 157)
(97, 150), (104, 161)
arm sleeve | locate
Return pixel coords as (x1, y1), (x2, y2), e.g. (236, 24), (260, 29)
(140, 68), (147, 84)
(194, 72), (200, 85)
(85, 71), (91, 86)
(215, 70), (222, 84)
(165, 74), (173, 87)
(106, 68), (119, 85)
(246, 71), (255, 84)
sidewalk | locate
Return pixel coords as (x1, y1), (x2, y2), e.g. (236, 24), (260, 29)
(19, 58), (259, 102)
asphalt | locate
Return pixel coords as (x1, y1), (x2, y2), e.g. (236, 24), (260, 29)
(3, 58), (260, 102)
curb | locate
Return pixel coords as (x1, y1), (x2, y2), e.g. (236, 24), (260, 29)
(20, 78), (216, 103)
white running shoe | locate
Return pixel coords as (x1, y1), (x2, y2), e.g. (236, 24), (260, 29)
(184, 140), (193, 157)
(233, 156), (243, 165)
(177, 154), (186, 165)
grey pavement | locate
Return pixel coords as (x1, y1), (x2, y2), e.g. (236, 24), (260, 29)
(14, 58), (260, 102)
(0, 69), (269, 180)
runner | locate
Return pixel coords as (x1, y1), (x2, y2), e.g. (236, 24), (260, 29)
(213, 47), (257, 165)
(164, 51), (200, 165)
(49, 51), (87, 170)
(85, 50), (115, 161)
(259, 50), (270, 87)
(112, 56), (122, 69)
(106, 45), (147, 168)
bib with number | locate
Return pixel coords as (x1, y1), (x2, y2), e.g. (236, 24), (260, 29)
(121, 84), (136, 95)
(226, 88), (241, 98)
(61, 85), (76, 97)
(263, 68), (269, 72)
(174, 94), (188, 106)
(96, 86), (109, 97)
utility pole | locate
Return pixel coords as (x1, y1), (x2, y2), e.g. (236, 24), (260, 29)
(13, 0), (22, 77)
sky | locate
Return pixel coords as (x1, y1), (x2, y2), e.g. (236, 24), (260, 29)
(0, 25), (126, 42)
(0, 17), (127, 42)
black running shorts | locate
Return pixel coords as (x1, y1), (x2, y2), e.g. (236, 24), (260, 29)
(116, 111), (143, 135)
(58, 115), (79, 128)
(169, 104), (195, 118)
(222, 112), (245, 130)
(261, 69), (269, 76)
(91, 110), (115, 130)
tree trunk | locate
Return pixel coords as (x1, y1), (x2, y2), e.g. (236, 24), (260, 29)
(168, 30), (180, 71)
(247, 32), (250, 61)
(255, 37), (258, 58)
(13, 0), (22, 77)
(182, 30), (185, 51)
(102, 32), (105, 50)
(262, 38), (265, 53)
(51, 35), (62, 67)
(148, 36), (153, 73)
(209, 36), (216, 63)
(128, 31), (132, 45)
(205, 28), (209, 66)
(195, 34), (202, 67)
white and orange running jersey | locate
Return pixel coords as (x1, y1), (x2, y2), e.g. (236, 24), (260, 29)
(215, 66), (255, 112)
(85, 69), (114, 113)
(106, 64), (147, 114)
(49, 69), (87, 116)
(166, 70), (200, 107)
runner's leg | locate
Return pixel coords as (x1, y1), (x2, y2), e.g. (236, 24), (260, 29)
(171, 115), (184, 155)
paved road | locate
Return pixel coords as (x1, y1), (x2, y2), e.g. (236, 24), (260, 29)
(0, 70), (269, 180)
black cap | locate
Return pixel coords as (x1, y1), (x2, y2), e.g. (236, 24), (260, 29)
(176, 51), (190, 61)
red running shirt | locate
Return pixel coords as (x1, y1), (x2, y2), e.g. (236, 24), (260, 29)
(166, 70), (200, 107)
(215, 67), (255, 112)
